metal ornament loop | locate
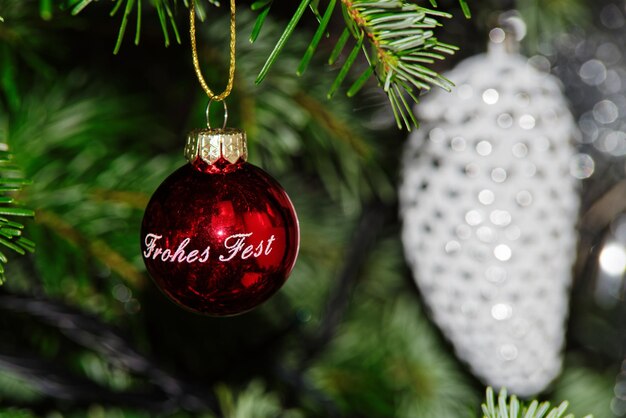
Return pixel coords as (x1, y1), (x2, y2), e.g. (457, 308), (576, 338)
(206, 99), (228, 130)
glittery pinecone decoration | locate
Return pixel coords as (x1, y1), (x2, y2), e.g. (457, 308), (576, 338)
(399, 28), (580, 397)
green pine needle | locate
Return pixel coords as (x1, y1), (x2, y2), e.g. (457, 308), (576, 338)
(460, 0), (472, 18)
(39, 0), (53, 20)
(297, 0), (336, 76)
(250, 3), (271, 43)
(255, 0), (312, 84)
(326, 30), (363, 99)
(346, 65), (374, 97)
(481, 387), (594, 418)
(429, 0), (471, 18)
(328, 28), (349, 65)
(251, 0), (272, 11)
(70, 0), (95, 16)
(156, 2), (171, 47)
(112, 0), (136, 54)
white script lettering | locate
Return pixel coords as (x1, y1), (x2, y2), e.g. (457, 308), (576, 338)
(219, 233), (276, 262)
(143, 232), (275, 263)
(143, 233), (210, 263)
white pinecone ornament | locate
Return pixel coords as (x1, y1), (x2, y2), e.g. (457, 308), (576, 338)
(399, 31), (580, 397)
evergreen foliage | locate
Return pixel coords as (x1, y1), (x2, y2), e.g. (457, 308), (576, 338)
(0, 151), (34, 285)
(252, 0), (460, 130)
(0, 0), (619, 417)
(481, 387), (593, 418)
(57, 0), (468, 130)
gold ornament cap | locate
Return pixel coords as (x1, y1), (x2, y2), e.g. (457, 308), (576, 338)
(185, 100), (247, 168)
(184, 128), (248, 166)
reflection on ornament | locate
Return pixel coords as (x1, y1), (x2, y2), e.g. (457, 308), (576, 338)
(141, 128), (299, 316)
(400, 28), (580, 396)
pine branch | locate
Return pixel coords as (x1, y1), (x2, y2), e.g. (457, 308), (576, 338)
(343, 0), (457, 130)
(308, 293), (478, 417)
(34, 210), (146, 289)
(302, 200), (390, 361)
(0, 292), (221, 413)
(0, 351), (172, 409)
(0, 0), (59, 111)
(64, 0), (466, 130)
(66, 0), (216, 53)
(0, 151), (34, 286)
(481, 387), (593, 418)
(252, 0), (460, 130)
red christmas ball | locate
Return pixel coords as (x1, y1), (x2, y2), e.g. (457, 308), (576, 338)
(141, 129), (299, 316)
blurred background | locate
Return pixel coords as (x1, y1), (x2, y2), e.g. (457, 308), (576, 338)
(0, 0), (625, 416)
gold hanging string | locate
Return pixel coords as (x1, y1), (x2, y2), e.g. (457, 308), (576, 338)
(190, 0), (236, 102)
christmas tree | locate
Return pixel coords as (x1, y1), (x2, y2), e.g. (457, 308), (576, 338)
(0, 0), (623, 417)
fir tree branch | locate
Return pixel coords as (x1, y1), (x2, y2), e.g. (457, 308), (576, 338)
(252, 0), (459, 130)
(292, 91), (371, 157)
(0, 151), (34, 286)
(341, 0), (457, 130)
(35, 210), (146, 289)
(0, 350), (175, 409)
(302, 200), (390, 361)
(0, 292), (221, 413)
(482, 387), (594, 418)
(63, 0), (466, 130)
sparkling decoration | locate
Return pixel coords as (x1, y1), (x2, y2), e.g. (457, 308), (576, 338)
(141, 128), (299, 316)
(399, 29), (580, 396)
